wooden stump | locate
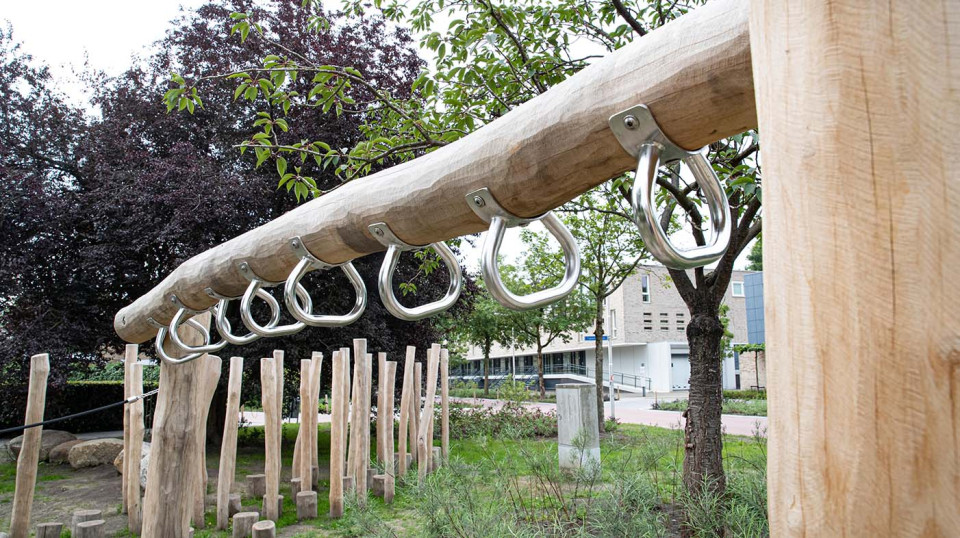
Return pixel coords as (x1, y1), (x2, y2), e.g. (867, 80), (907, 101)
(296, 491), (318, 521)
(431, 447), (442, 473)
(397, 346), (415, 478)
(251, 520), (276, 538)
(372, 474), (387, 497)
(127, 359), (144, 535)
(342, 476), (355, 495)
(74, 520), (105, 538)
(10, 354), (49, 538)
(260, 495), (283, 519)
(217, 356), (244, 531)
(290, 477), (302, 496)
(329, 350), (347, 519)
(228, 493), (241, 517)
(246, 474), (266, 499)
(260, 358), (280, 521)
(71, 509), (102, 535)
(35, 523), (62, 538)
(231, 512), (259, 538)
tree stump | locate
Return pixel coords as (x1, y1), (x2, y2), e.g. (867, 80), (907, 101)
(296, 491), (318, 521)
(74, 519), (105, 538)
(251, 520), (276, 538)
(290, 477), (302, 496)
(71, 509), (102, 535)
(35, 523), (62, 538)
(231, 512), (259, 538)
(372, 474), (387, 497)
(246, 474), (266, 499)
(342, 476), (354, 495)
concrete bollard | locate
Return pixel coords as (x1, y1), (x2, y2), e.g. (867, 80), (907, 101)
(556, 384), (601, 475)
(74, 519), (106, 538)
(247, 474), (266, 499)
(35, 523), (62, 538)
(232, 511), (259, 538)
(71, 509), (102, 535)
(296, 491), (318, 520)
(251, 520), (276, 537)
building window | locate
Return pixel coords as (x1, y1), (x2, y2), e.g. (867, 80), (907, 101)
(660, 312), (670, 331)
(643, 312), (653, 331)
(610, 309), (618, 338)
(641, 275), (651, 303)
(732, 281), (745, 297)
(676, 312), (685, 331)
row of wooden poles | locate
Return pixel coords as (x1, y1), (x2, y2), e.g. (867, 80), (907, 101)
(5, 337), (451, 538)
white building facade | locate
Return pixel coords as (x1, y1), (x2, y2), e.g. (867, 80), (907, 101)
(455, 265), (754, 393)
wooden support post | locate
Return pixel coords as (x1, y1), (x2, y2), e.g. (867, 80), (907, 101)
(295, 491), (318, 521)
(308, 353), (323, 488)
(346, 348), (362, 492)
(70, 510), (101, 535)
(127, 361), (144, 535)
(440, 349), (449, 464)
(397, 346), (414, 478)
(272, 350), (283, 481)
(329, 351), (346, 518)
(143, 312), (210, 537)
(362, 347), (372, 494)
(298, 358), (312, 492)
(217, 357), (244, 531)
(10, 353), (49, 538)
(192, 355), (222, 529)
(34, 523), (61, 538)
(383, 361), (397, 503)
(260, 495), (282, 519)
(251, 520), (275, 538)
(260, 357), (280, 522)
(74, 520), (105, 538)
(122, 345), (134, 515)
(376, 352), (386, 465)
(418, 344), (440, 481)
(246, 474), (266, 499)
(231, 512), (258, 538)
(411, 362), (422, 465)
(750, 1), (960, 535)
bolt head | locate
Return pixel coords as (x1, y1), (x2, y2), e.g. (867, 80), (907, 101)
(374, 227), (384, 237)
(473, 196), (486, 207)
(623, 115), (639, 130)
(291, 239), (300, 248)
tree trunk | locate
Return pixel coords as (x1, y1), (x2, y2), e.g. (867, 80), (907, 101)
(683, 309), (726, 510)
(536, 343), (545, 398)
(483, 340), (491, 397)
(593, 300), (605, 433)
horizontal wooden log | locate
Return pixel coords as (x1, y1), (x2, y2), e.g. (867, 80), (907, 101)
(113, 0), (754, 343)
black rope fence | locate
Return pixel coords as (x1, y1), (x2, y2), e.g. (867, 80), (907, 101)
(0, 389), (159, 437)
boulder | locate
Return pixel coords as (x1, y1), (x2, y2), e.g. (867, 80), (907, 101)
(49, 440), (84, 464)
(68, 438), (124, 469)
(113, 442), (152, 489)
(7, 430), (76, 461)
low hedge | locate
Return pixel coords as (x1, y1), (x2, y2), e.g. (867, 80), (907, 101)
(723, 389), (767, 400)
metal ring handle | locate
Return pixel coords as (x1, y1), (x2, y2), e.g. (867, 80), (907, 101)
(285, 257), (367, 326)
(240, 278), (313, 337)
(481, 212), (580, 310)
(631, 144), (731, 269)
(167, 306), (228, 354)
(378, 241), (462, 321)
(213, 288), (282, 346)
(153, 317), (211, 365)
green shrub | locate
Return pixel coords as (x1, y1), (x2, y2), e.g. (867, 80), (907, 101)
(723, 389), (766, 400)
(447, 401), (557, 440)
(652, 398), (767, 416)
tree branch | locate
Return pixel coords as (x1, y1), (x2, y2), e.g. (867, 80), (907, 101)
(612, 0), (647, 36)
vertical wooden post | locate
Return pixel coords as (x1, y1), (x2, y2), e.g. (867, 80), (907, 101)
(260, 358), (280, 522)
(376, 352), (386, 465)
(363, 350), (373, 493)
(383, 361), (397, 504)
(216, 356), (244, 531)
(347, 345), (367, 497)
(272, 350), (284, 481)
(418, 344), (440, 481)
(298, 359), (312, 493)
(193, 354), (222, 529)
(308, 352), (322, 488)
(397, 346), (415, 477)
(339, 347), (350, 482)
(9, 353), (49, 538)
(122, 346), (134, 515)
(411, 362), (422, 465)
(750, 1), (960, 535)
(440, 349), (449, 464)
(143, 312), (210, 538)
(127, 361), (144, 535)
(329, 351), (346, 518)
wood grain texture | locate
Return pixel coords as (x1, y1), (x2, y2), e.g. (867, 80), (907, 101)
(440, 350), (449, 464)
(193, 355), (222, 529)
(329, 351), (346, 518)
(113, 0), (755, 343)
(9, 354), (49, 538)
(143, 313), (210, 538)
(127, 362), (144, 535)
(750, 0), (960, 535)
(217, 357), (244, 531)
(397, 346), (415, 477)
(383, 361), (397, 504)
(122, 347), (133, 516)
(309, 352), (323, 484)
(260, 358), (280, 522)
(272, 350), (283, 482)
(412, 362), (422, 464)
(418, 345), (441, 481)
(298, 359), (313, 492)
(376, 352), (386, 465)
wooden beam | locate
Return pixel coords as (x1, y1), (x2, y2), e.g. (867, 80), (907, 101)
(113, 0), (755, 344)
(9, 353), (49, 538)
(750, 0), (960, 535)
(216, 356), (244, 531)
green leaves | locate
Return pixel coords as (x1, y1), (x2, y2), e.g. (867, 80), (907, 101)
(162, 73), (203, 114)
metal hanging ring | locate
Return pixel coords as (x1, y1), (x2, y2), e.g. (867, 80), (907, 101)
(466, 188), (581, 311)
(283, 237), (367, 327)
(609, 104), (731, 269)
(208, 287), (282, 346)
(166, 296), (228, 354)
(151, 317), (212, 365)
(369, 223), (462, 321)
(238, 261), (313, 337)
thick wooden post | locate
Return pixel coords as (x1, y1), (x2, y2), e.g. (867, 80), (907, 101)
(9, 353), (49, 538)
(298, 359), (313, 492)
(397, 346), (414, 477)
(750, 1), (960, 535)
(347, 345), (367, 497)
(418, 345), (440, 481)
(329, 351), (346, 518)
(193, 355), (222, 529)
(363, 351), (373, 493)
(382, 361), (397, 504)
(272, 350), (284, 481)
(122, 346), (134, 515)
(260, 358), (280, 522)
(308, 352), (322, 488)
(376, 352), (386, 465)
(440, 349), (449, 464)
(216, 357), (244, 530)
(127, 361), (144, 535)
(143, 312), (210, 538)
(411, 362), (422, 465)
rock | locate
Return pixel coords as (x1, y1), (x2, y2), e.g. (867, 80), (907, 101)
(112, 443), (152, 488)
(68, 438), (124, 469)
(7, 430), (76, 461)
(49, 440), (84, 464)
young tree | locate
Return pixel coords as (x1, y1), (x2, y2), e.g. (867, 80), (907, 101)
(746, 235), (762, 271)
(558, 183), (647, 431)
(450, 279), (513, 396)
